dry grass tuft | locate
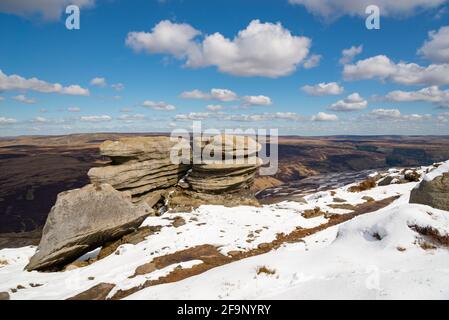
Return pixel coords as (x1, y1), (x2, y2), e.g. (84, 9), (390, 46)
(256, 266), (276, 276)
(348, 178), (376, 193)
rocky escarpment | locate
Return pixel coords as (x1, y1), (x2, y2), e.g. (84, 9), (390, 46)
(25, 135), (263, 271)
(410, 162), (449, 211)
(88, 137), (190, 209)
(26, 184), (153, 271)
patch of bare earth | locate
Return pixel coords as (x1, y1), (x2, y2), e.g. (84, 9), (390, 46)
(69, 196), (399, 300)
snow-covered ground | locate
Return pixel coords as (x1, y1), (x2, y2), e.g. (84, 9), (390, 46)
(1, 162), (448, 300)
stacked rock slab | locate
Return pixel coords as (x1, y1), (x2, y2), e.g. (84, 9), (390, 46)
(170, 135), (262, 211)
(186, 135), (262, 194)
(88, 136), (190, 207)
(26, 184), (153, 271)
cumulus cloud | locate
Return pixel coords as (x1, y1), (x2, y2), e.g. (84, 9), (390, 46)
(242, 95), (273, 106)
(180, 88), (238, 102)
(0, 0), (96, 21)
(0, 116), (17, 124)
(67, 107), (81, 112)
(288, 0), (447, 20)
(143, 100), (176, 111)
(118, 114), (146, 122)
(13, 94), (35, 104)
(32, 116), (50, 123)
(175, 112), (218, 121)
(303, 54), (322, 69)
(385, 86), (449, 108)
(0, 69), (89, 96)
(90, 77), (107, 87)
(339, 45), (363, 64)
(365, 108), (431, 121)
(127, 19), (313, 77)
(418, 25), (449, 63)
(126, 20), (201, 59)
(311, 112), (338, 121)
(302, 82), (344, 96)
(329, 93), (368, 111)
(343, 55), (449, 86)
(80, 115), (112, 122)
(206, 104), (225, 111)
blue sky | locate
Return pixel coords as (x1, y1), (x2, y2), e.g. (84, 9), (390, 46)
(1, 0), (449, 136)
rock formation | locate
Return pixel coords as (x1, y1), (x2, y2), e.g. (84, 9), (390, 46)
(409, 166), (449, 211)
(26, 184), (153, 271)
(169, 135), (262, 211)
(88, 136), (190, 208)
(26, 134), (263, 270)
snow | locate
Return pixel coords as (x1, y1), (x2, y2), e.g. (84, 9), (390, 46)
(423, 160), (449, 182)
(1, 162), (449, 300)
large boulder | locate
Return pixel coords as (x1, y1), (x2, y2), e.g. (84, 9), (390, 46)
(26, 184), (153, 271)
(409, 162), (449, 211)
(410, 173), (449, 211)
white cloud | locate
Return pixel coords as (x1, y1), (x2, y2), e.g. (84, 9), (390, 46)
(329, 93), (368, 111)
(118, 114), (146, 121)
(127, 19), (313, 77)
(302, 82), (344, 96)
(311, 112), (338, 121)
(343, 55), (449, 86)
(0, 69), (89, 96)
(143, 100), (176, 111)
(180, 88), (238, 102)
(418, 25), (449, 63)
(111, 83), (125, 91)
(210, 89), (238, 102)
(339, 45), (363, 64)
(126, 20), (201, 58)
(0, 0), (95, 21)
(33, 116), (49, 123)
(242, 95), (273, 106)
(180, 89), (211, 100)
(0, 96), (4, 101)
(13, 94), (35, 104)
(288, 0), (447, 19)
(303, 54), (322, 69)
(365, 108), (431, 121)
(90, 77), (107, 87)
(0, 116), (17, 124)
(385, 86), (449, 108)
(175, 112), (217, 121)
(67, 107), (81, 112)
(206, 104), (224, 111)
(80, 115), (112, 122)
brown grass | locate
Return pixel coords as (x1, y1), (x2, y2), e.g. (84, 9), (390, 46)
(348, 178), (377, 192)
(302, 207), (326, 219)
(256, 266), (276, 275)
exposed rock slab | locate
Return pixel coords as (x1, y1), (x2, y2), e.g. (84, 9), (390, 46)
(25, 184), (153, 271)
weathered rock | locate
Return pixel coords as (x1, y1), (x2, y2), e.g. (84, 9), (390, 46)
(410, 172), (449, 211)
(99, 136), (178, 162)
(169, 189), (260, 212)
(90, 136), (190, 206)
(67, 283), (115, 300)
(25, 184), (153, 271)
(0, 292), (10, 300)
(187, 135), (262, 196)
